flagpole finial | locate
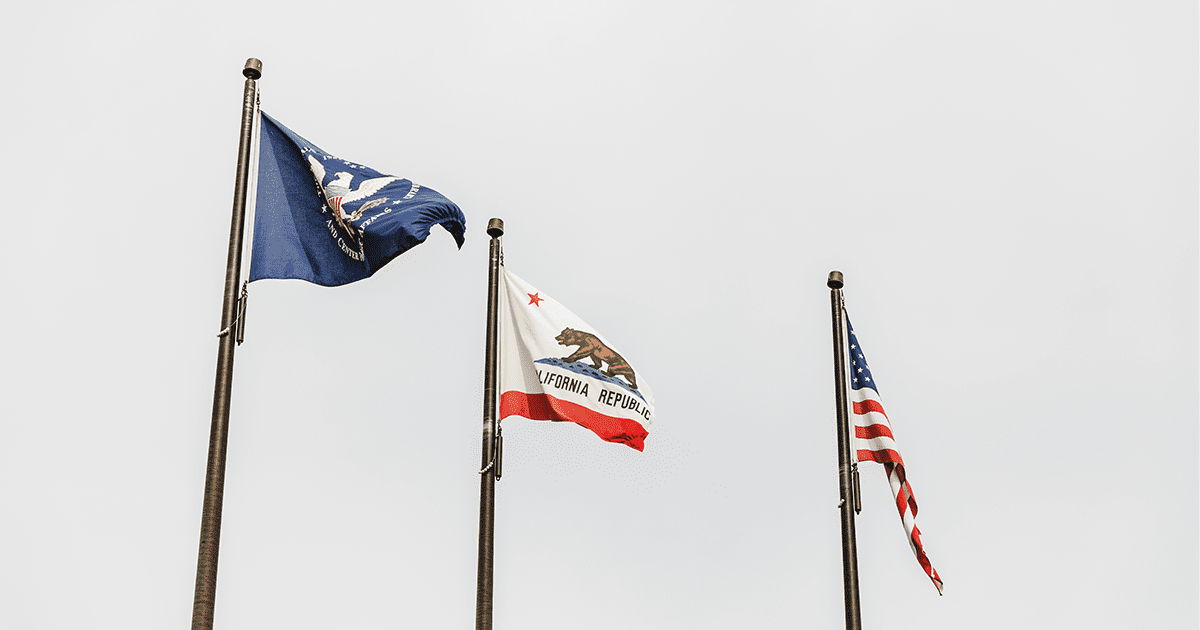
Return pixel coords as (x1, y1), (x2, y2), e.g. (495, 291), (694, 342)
(243, 58), (262, 80)
(487, 218), (504, 238)
(828, 270), (844, 289)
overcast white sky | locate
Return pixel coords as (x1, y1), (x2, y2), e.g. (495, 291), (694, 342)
(1, 2), (1196, 629)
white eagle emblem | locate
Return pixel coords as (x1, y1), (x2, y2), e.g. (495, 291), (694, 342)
(307, 154), (400, 240)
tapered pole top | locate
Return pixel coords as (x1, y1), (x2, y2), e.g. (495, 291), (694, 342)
(487, 218), (504, 238)
(243, 58), (262, 80)
(828, 270), (844, 289)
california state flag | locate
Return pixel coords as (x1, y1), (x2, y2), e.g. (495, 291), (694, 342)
(499, 267), (655, 451)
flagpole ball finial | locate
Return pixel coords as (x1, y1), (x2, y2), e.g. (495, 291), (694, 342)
(827, 270), (844, 289)
(243, 58), (262, 80)
(487, 218), (504, 238)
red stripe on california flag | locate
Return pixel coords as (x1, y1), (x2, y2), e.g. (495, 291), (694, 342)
(500, 391), (649, 451)
(852, 399), (888, 417)
(855, 424), (895, 440)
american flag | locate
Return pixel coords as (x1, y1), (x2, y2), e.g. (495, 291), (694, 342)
(847, 318), (944, 595)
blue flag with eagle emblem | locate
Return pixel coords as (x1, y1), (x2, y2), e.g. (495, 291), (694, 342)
(248, 112), (466, 286)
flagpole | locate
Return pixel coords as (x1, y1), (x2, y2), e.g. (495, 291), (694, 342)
(828, 270), (862, 630)
(190, 57), (261, 630)
(476, 217), (505, 630)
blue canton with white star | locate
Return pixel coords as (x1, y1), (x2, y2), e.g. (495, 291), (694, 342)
(847, 322), (878, 393)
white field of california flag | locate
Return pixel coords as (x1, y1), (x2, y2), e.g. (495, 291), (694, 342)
(499, 267), (655, 451)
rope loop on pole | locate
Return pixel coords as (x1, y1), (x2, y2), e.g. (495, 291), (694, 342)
(216, 317), (238, 338)
(217, 282), (251, 340)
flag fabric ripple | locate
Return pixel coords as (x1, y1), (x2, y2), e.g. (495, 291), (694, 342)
(249, 112), (466, 286)
(498, 267), (654, 451)
(848, 319), (944, 595)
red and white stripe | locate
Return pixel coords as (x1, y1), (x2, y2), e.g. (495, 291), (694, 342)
(499, 391), (649, 451)
(851, 385), (944, 595)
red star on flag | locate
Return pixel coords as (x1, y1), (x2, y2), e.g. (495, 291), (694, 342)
(527, 292), (544, 306)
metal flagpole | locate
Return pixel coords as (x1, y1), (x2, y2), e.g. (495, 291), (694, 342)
(190, 57), (261, 630)
(828, 270), (862, 630)
(476, 217), (505, 630)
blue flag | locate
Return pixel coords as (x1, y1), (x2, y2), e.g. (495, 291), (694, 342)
(249, 113), (466, 286)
